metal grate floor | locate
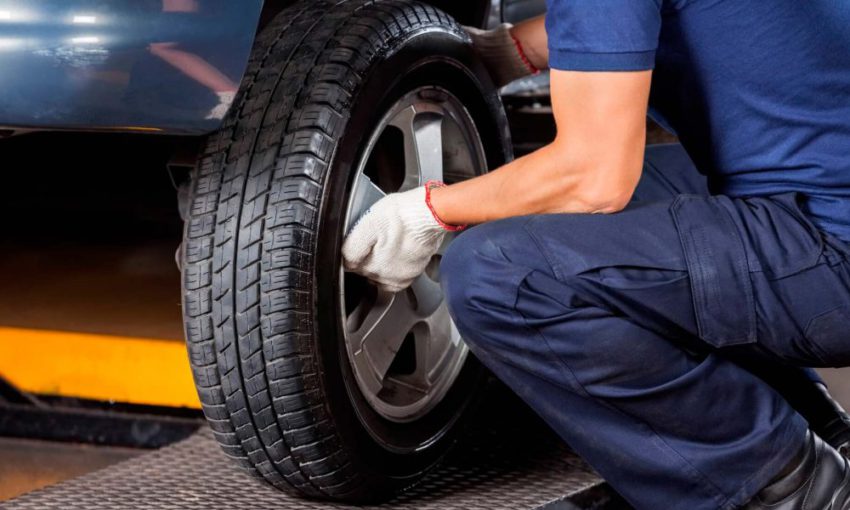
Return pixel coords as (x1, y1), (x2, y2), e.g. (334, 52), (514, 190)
(1, 409), (608, 510)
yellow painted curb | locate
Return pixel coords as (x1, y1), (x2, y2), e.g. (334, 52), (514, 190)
(0, 327), (200, 409)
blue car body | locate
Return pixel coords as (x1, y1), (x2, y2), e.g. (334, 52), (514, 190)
(0, 0), (515, 136)
(0, 0), (264, 135)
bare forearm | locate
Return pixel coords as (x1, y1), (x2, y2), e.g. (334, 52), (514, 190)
(343, 67), (653, 291)
(429, 70), (650, 226)
(429, 142), (640, 226)
(510, 15), (549, 71)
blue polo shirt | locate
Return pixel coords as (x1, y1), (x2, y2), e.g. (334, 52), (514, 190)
(546, 0), (850, 242)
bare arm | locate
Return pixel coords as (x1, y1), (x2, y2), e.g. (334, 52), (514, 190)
(429, 69), (651, 224)
(343, 16), (654, 292)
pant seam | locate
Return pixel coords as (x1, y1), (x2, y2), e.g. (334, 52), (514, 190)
(507, 270), (593, 399)
(522, 221), (567, 282)
(512, 272), (730, 507)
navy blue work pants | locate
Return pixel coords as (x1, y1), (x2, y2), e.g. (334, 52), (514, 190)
(440, 144), (850, 510)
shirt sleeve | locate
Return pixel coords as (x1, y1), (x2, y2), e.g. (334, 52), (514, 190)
(545, 0), (663, 71)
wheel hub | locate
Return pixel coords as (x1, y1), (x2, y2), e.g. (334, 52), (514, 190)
(340, 87), (486, 423)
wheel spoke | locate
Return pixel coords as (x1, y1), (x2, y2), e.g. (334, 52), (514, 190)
(409, 273), (443, 317)
(389, 105), (445, 189)
(405, 274), (454, 392)
(348, 289), (419, 392)
(346, 173), (385, 232)
(410, 303), (458, 392)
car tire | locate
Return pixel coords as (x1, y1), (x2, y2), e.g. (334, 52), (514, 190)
(181, 0), (511, 502)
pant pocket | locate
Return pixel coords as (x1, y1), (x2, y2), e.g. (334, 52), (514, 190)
(671, 195), (757, 348)
(804, 305), (850, 366)
(737, 193), (826, 279)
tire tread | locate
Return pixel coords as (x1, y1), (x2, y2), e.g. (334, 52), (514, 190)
(182, 0), (468, 500)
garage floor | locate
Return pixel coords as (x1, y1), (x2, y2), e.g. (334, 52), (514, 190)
(2, 386), (627, 510)
(0, 439), (139, 501)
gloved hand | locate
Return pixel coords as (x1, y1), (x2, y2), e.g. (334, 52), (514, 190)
(464, 23), (539, 88)
(342, 183), (463, 293)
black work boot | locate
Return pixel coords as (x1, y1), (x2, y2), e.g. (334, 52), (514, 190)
(744, 431), (850, 509)
(813, 383), (850, 454)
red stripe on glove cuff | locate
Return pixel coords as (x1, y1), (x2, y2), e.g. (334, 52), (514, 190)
(425, 181), (466, 232)
(510, 33), (540, 75)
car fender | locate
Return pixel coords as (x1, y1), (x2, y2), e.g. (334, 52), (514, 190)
(0, 0), (263, 135)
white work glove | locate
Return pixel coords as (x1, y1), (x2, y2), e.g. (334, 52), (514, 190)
(342, 184), (462, 293)
(464, 23), (539, 88)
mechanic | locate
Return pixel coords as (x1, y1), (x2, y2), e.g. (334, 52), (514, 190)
(343, 3), (850, 509)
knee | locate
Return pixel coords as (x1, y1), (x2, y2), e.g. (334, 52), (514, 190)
(440, 219), (532, 334)
(440, 226), (488, 326)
